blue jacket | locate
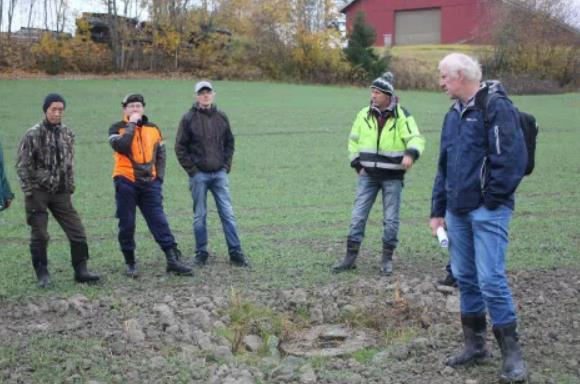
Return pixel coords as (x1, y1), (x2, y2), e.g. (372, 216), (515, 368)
(431, 81), (527, 217)
(0, 141), (15, 210)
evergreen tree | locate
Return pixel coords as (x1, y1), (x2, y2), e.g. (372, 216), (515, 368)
(344, 11), (389, 80)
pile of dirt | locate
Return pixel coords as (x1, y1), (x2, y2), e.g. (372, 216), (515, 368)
(0, 262), (578, 383)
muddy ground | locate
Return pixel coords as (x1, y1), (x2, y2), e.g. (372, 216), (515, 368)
(0, 258), (578, 384)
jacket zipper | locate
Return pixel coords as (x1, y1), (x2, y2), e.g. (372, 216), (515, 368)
(376, 117), (382, 168)
(480, 157), (487, 192)
(137, 128), (145, 162)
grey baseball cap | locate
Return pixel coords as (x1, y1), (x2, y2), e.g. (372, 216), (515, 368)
(195, 81), (213, 94)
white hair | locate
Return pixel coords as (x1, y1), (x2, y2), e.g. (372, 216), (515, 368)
(438, 53), (482, 82)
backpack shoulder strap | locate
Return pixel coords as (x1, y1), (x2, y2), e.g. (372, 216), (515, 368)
(475, 90), (510, 129)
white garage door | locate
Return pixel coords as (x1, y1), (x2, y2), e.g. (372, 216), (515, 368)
(395, 8), (441, 45)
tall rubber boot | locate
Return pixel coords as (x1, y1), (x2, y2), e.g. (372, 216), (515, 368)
(31, 245), (51, 288)
(123, 250), (138, 278)
(70, 241), (101, 283)
(164, 248), (193, 275)
(333, 240), (360, 272)
(446, 312), (491, 366)
(380, 244), (394, 275)
(493, 322), (528, 383)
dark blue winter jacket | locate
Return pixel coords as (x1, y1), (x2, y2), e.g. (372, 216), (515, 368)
(430, 81), (527, 217)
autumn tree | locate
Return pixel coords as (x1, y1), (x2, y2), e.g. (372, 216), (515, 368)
(484, 0), (579, 91)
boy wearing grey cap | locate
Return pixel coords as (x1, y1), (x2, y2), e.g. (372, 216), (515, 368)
(175, 81), (249, 268)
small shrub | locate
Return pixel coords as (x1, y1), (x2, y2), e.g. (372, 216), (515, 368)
(222, 288), (290, 354)
(389, 56), (439, 91)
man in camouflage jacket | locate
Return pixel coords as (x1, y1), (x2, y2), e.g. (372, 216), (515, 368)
(16, 93), (100, 287)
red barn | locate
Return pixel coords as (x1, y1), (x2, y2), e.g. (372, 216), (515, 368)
(340, 0), (496, 46)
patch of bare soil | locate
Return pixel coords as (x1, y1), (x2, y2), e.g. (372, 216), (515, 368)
(0, 259), (578, 384)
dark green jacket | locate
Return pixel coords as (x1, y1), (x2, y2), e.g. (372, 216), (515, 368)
(0, 141), (14, 209)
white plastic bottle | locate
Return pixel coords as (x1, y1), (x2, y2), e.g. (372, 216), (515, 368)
(436, 227), (448, 248)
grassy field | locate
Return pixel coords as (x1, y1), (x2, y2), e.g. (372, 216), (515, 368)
(0, 79), (579, 299)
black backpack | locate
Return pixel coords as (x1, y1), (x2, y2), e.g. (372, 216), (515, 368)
(476, 92), (538, 176)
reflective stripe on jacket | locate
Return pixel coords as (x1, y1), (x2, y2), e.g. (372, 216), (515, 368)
(108, 116), (166, 183)
(348, 104), (425, 178)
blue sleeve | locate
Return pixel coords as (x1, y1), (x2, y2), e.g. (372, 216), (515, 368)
(0, 142), (14, 202)
(430, 119), (448, 217)
(483, 98), (527, 210)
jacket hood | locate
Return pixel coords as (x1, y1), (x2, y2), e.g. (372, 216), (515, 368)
(451, 80), (508, 113)
(477, 80), (508, 101)
(191, 103), (217, 114)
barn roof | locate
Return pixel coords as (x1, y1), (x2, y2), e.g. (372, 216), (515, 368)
(340, 0), (361, 14)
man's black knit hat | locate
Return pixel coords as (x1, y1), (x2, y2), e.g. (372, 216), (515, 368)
(121, 94), (146, 107)
(43, 93), (66, 112)
(370, 72), (395, 95)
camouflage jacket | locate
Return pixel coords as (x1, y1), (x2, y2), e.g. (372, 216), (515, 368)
(16, 120), (76, 195)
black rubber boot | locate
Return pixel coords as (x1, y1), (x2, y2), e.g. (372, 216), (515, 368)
(230, 251), (250, 268)
(123, 250), (138, 278)
(70, 242), (101, 283)
(438, 273), (457, 287)
(446, 313), (491, 366)
(31, 245), (51, 288)
(333, 240), (360, 272)
(380, 244), (394, 276)
(438, 262), (457, 287)
(164, 248), (193, 275)
(193, 250), (209, 267)
(493, 322), (528, 383)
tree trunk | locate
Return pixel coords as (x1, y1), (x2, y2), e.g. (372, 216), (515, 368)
(7, 0), (18, 37)
(27, 0), (36, 28)
(1, 0), (5, 34)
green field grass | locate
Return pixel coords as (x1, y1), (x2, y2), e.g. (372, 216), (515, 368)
(0, 79), (579, 298)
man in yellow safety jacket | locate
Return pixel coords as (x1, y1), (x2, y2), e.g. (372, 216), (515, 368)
(333, 72), (425, 275)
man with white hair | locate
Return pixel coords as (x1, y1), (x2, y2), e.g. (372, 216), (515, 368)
(430, 53), (528, 382)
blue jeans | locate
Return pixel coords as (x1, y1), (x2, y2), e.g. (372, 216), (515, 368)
(347, 175), (402, 248)
(115, 177), (176, 252)
(189, 170), (242, 254)
(446, 205), (517, 326)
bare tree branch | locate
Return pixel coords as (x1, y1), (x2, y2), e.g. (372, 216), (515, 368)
(26, 0), (36, 28)
(7, 0), (18, 36)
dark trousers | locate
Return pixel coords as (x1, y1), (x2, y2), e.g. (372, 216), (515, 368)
(25, 190), (87, 249)
(114, 177), (176, 253)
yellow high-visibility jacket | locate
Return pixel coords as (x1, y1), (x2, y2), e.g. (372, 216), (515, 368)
(349, 104), (425, 178)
